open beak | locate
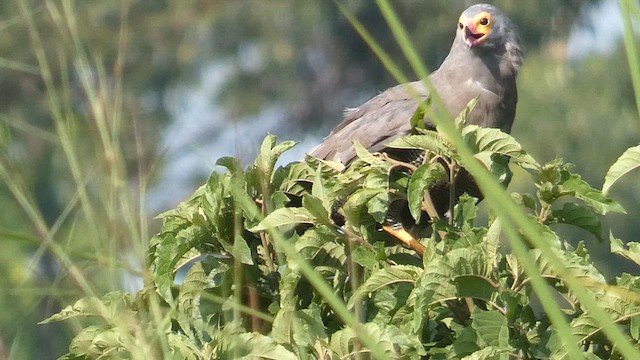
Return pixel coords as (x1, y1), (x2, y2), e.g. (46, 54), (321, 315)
(464, 25), (485, 48)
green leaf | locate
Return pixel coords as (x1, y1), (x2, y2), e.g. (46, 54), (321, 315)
(255, 134), (297, 181)
(461, 125), (540, 171)
(329, 322), (424, 359)
(610, 233), (640, 266)
(463, 346), (510, 360)
(302, 193), (332, 226)
(250, 207), (315, 231)
(348, 265), (421, 309)
(178, 262), (207, 317)
(530, 246), (606, 292)
(63, 326), (127, 359)
(471, 309), (509, 348)
(216, 156), (243, 175)
(449, 327), (479, 358)
(407, 162), (447, 222)
(41, 292), (134, 324)
(351, 245), (379, 269)
(485, 217), (502, 265)
(272, 307), (328, 351)
(551, 202), (603, 240)
(410, 97), (431, 131)
(353, 140), (382, 165)
(218, 234), (254, 265)
(511, 192), (537, 211)
(311, 165), (330, 206)
(217, 331), (298, 360)
(342, 187), (387, 225)
(455, 97), (479, 130)
(385, 132), (450, 158)
(560, 174), (626, 215)
(602, 144), (640, 195)
(453, 276), (498, 302)
(229, 177), (261, 223)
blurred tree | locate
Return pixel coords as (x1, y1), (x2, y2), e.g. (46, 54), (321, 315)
(205, 0), (597, 134)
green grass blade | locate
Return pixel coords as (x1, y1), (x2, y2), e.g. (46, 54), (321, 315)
(621, 0), (640, 119)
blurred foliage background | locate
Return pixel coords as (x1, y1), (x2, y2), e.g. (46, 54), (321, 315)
(0, 0), (638, 358)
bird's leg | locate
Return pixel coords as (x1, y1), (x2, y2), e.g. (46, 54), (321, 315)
(379, 153), (418, 172)
(381, 224), (427, 256)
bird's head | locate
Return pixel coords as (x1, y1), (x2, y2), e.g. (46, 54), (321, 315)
(457, 4), (518, 50)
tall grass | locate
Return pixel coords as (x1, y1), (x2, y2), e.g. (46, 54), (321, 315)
(0, 0), (159, 358)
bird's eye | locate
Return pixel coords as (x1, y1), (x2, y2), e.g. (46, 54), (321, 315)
(458, 22), (463, 29)
(479, 17), (489, 26)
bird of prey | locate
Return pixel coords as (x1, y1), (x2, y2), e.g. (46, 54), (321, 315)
(309, 4), (524, 253)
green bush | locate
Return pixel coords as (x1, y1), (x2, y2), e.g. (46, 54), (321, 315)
(44, 126), (640, 359)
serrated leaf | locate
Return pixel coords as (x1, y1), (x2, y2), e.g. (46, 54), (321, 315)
(552, 202), (603, 240)
(603, 145), (640, 194)
(63, 326), (126, 359)
(250, 207), (315, 231)
(178, 262), (207, 310)
(385, 132), (451, 158)
(529, 246), (606, 291)
(329, 322), (424, 359)
(461, 125), (539, 171)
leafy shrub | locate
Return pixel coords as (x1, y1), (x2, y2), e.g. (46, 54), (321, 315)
(43, 117), (640, 358)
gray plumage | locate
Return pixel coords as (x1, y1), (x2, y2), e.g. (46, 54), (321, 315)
(310, 4), (524, 165)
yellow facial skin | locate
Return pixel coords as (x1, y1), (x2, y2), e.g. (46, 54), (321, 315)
(458, 11), (494, 48)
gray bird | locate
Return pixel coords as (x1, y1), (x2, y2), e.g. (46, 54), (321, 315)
(309, 4), (524, 251)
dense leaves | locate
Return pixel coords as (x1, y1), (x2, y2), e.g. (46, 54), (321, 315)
(42, 124), (640, 359)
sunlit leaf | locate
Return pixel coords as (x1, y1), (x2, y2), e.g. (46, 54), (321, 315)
(461, 125), (540, 171)
(250, 207), (315, 231)
(610, 233), (640, 266)
(560, 174), (626, 215)
(385, 132), (450, 158)
(602, 145), (640, 195)
(41, 292), (135, 324)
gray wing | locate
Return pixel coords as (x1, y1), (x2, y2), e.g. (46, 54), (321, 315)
(310, 80), (430, 164)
